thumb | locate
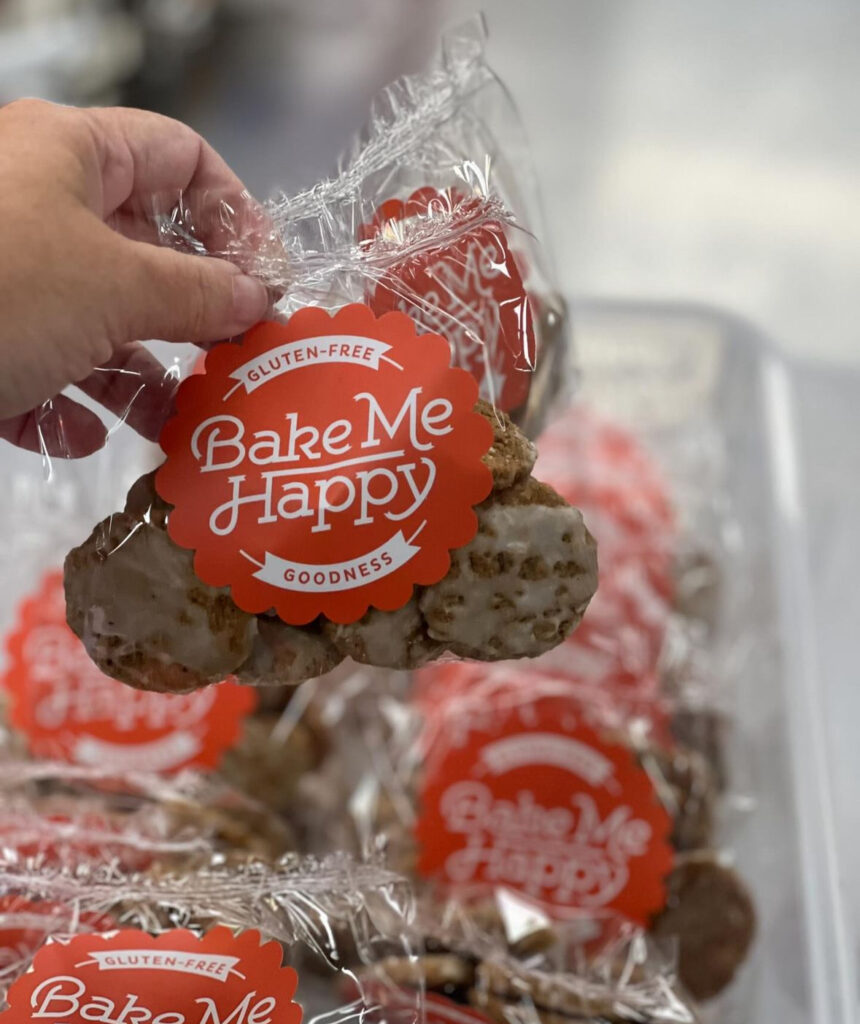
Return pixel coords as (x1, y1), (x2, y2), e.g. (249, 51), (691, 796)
(118, 239), (271, 345)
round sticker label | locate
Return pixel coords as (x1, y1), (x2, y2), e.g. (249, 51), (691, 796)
(2, 572), (256, 772)
(416, 696), (673, 925)
(157, 304), (494, 625)
(360, 188), (534, 413)
(1, 928), (302, 1024)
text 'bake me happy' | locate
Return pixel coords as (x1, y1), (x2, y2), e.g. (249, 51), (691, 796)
(190, 386), (453, 537)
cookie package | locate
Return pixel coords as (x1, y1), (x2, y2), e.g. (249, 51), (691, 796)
(0, 756), (700, 1024)
(13, 20), (599, 695)
(220, 393), (758, 1013)
(0, 19), (766, 1024)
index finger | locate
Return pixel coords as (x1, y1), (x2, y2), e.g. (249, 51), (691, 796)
(86, 107), (286, 281)
(86, 106), (246, 216)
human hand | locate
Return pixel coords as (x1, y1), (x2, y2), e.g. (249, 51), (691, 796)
(0, 99), (273, 458)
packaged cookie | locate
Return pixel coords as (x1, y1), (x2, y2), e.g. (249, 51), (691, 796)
(0, 569), (257, 775)
(285, 392), (757, 1006)
(157, 19), (568, 437)
(359, 899), (702, 1024)
(272, 664), (752, 1006)
(63, 395), (596, 694)
(0, 22), (590, 698)
(217, 681), (330, 821)
(0, 849), (418, 1024)
(0, 759), (294, 867)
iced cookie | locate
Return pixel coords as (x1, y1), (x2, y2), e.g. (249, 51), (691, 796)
(64, 406), (596, 693)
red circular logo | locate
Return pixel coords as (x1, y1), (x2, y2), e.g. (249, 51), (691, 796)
(1, 928), (302, 1024)
(360, 188), (534, 413)
(2, 572), (257, 772)
(416, 691), (673, 926)
(157, 304), (493, 625)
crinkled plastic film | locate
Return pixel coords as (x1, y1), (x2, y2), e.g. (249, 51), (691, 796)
(153, 18), (567, 433)
(359, 899), (700, 1024)
(266, 365), (760, 1014)
(0, 758), (296, 864)
(0, 854), (419, 1022)
(0, 759), (419, 1023)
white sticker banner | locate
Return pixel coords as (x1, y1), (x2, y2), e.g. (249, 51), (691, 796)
(250, 531), (419, 593)
(480, 734), (613, 786)
(85, 951), (240, 979)
(227, 336), (396, 395)
(72, 732), (201, 772)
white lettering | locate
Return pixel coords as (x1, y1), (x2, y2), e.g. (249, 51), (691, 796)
(421, 398), (454, 437)
(188, 385), (457, 538)
(31, 975), (85, 1018)
(353, 468), (399, 526)
(192, 416), (245, 473)
(438, 780), (653, 908)
(313, 476), (355, 533)
(386, 459), (436, 521)
(355, 388), (435, 452)
(196, 993), (272, 1024)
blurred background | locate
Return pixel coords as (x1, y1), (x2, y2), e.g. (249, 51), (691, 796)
(2, 0), (858, 365)
(2, 0), (860, 994)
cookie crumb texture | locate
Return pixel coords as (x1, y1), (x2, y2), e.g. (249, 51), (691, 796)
(64, 404), (597, 693)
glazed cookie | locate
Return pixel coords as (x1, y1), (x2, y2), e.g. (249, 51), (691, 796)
(650, 854), (755, 1000)
(64, 406), (597, 692)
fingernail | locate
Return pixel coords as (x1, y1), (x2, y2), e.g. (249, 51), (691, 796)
(232, 274), (269, 326)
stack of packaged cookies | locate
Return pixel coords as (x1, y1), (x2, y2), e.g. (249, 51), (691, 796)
(0, 20), (757, 1024)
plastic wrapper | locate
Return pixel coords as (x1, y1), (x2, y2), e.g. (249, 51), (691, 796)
(0, 755), (417, 1022)
(0, 845), (419, 1024)
(217, 681), (330, 823)
(43, 23), (594, 697)
(266, 382), (758, 1016)
(0, 759), (295, 866)
(288, 672), (754, 1007)
(0, 835), (696, 1024)
(361, 900), (701, 1024)
(155, 18), (567, 435)
(61, 402), (596, 694)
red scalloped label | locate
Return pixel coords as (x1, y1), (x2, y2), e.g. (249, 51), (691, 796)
(416, 695), (673, 926)
(157, 304), (493, 625)
(0, 928), (302, 1024)
(1, 572), (256, 772)
(360, 188), (534, 413)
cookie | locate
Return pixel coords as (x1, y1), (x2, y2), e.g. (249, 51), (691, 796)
(477, 399), (538, 491)
(237, 616), (343, 686)
(322, 598), (443, 670)
(471, 957), (659, 1024)
(419, 478), (597, 661)
(375, 951), (476, 993)
(650, 855), (755, 1000)
(669, 708), (729, 793)
(64, 512), (256, 694)
(64, 408), (596, 692)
